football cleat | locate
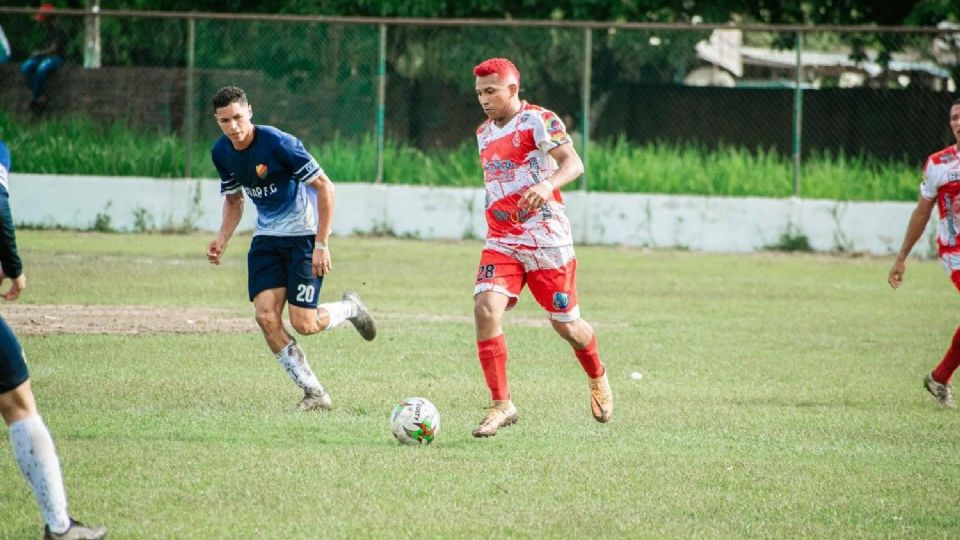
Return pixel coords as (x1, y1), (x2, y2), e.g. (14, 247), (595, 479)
(44, 518), (107, 540)
(343, 291), (377, 341)
(923, 373), (955, 408)
(297, 386), (333, 411)
(471, 400), (518, 438)
(588, 371), (613, 423)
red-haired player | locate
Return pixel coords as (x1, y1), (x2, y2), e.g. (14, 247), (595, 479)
(469, 57), (613, 437)
(889, 97), (960, 407)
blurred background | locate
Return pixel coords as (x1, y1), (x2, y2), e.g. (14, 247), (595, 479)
(0, 2), (957, 200)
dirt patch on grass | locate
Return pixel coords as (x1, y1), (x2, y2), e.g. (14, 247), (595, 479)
(2, 304), (621, 336)
(3, 304), (257, 336)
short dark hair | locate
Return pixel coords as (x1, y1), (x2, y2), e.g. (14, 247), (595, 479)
(212, 86), (247, 111)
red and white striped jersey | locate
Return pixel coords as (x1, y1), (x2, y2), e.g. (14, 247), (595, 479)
(476, 101), (574, 247)
(920, 145), (960, 256)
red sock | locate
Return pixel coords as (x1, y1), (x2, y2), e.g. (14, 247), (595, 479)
(477, 334), (509, 401)
(574, 334), (604, 379)
(933, 325), (960, 384)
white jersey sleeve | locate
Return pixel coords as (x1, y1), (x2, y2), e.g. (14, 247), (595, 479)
(531, 109), (571, 154)
(920, 157), (939, 201)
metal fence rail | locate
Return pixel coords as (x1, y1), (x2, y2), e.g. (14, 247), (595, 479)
(1, 7), (957, 194)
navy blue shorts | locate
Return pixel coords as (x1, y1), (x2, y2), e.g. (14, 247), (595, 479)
(0, 316), (28, 394)
(248, 234), (324, 308)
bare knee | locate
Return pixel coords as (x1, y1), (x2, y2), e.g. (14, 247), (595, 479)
(474, 301), (503, 338)
(0, 381), (38, 426)
(552, 319), (594, 349)
(290, 315), (321, 336)
(255, 308), (283, 332)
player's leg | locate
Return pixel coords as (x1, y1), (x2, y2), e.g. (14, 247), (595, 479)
(527, 248), (612, 423)
(0, 321), (106, 539)
(254, 287), (330, 411)
(924, 268), (960, 407)
(285, 236), (376, 341)
(471, 248), (523, 438)
(249, 237), (329, 410)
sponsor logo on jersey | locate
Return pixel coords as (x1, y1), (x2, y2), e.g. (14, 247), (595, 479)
(484, 160), (517, 174)
(492, 208), (536, 223)
(255, 163), (268, 179)
(552, 292), (570, 310)
(243, 183), (278, 199)
(948, 172), (960, 182)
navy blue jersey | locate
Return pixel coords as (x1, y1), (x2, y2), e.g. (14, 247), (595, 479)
(0, 142), (21, 279)
(212, 125), (323, 237)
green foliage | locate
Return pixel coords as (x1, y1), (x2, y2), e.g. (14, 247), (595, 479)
(0, 112), (214, 178)
(764, 226), (814, 252)
(1, 114), (921, 200)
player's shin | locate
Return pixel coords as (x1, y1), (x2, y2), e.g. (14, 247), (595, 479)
(275, 339), (322, 392)
(933, 325), (960, 384)
(477, 334), (510, 401)
(9, 415), (70, 534)
(574, 334), (604, 379)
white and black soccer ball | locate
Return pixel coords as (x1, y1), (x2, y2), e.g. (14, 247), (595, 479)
(390, 397), (440, 445)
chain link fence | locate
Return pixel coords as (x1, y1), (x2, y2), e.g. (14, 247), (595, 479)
(0, 8), (957, 198)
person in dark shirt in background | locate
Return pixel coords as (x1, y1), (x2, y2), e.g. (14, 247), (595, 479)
(21, 3), (68, 112)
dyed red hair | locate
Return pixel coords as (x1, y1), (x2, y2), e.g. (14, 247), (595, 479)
(473, 58), (520, 85)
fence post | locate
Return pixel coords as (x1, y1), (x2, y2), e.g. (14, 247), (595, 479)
(375, 23), (387, 184)
(83, 0), (101, 69)
(184, 17), (196, 179)
(791, 31), (804, 197)
(580, 27), (591, 193)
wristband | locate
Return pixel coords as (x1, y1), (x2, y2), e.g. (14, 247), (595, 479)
(314, 242), (328, 251)
(541, 180), (554, 191)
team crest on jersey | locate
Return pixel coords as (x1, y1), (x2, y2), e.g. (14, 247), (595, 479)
(552, 292), (570, 310)
(255, 163), (268, 179)
(545, 113), (566, 144)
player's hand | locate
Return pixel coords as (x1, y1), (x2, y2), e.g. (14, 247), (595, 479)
(888, 259), (906, 289)
(1, 274), (26, 301)
(519, 182), (553, 212)
(312, 247), (332, 277)
(207, 237), (227, 266)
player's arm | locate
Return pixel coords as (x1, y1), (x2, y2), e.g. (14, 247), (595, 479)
(519, 143), (583, 212)
(307, 172), (335, 276)
(207, 192), (243, 266)
(889, 194), (936, 289)
(545, 143), (584, 190)
(0, 187), (24, 300)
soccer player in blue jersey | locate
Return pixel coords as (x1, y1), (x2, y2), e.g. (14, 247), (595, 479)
(206, 86), (376, 411)
(0, 141), (107, 540)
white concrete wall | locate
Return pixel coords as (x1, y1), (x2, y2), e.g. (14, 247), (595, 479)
(9, 173), (937, 257)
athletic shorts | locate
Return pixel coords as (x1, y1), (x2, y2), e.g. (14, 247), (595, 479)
(248, 234), (324, 308)
(0, 316), (28, 394)
(474, 242), (580, 322)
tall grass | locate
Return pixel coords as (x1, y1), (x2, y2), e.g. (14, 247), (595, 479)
(0, 114), (920, 200)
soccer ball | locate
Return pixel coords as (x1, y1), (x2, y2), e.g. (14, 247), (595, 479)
(390, 397), (440, 445)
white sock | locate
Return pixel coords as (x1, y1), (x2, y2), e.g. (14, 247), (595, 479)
(317, 300), (358, 330)
(276, 340), (321, 392)
(9, 415), (71, 534)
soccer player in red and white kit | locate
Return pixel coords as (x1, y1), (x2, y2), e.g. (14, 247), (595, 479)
(889, 98), (960, 407)
(469, 57), (613, 437)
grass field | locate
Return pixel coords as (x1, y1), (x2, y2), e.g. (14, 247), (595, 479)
(0, 231), (959, 539)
